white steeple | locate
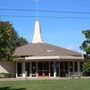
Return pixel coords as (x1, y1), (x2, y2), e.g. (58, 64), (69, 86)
(32, 0), (43, 43)
(32, 21), (43, 43)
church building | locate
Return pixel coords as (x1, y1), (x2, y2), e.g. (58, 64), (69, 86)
(13, 20), (84, 78)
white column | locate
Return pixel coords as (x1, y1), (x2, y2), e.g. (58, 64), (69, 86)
(36, 62), (38, 77)
(16, 62), (18, 78)
(29, 62), (31, 77)
(22, 60), (25, 78)
(68, 62), (70, 76)
(73, 61), (75, 75)
(54, 62), (56, 78)
(78, 61), (80, 76)
(30, 62), (32, 77)
(49, 61), (50, 77)
(59, 61), (60, 77)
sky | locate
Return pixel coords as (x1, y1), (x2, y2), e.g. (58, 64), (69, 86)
(0, 0), (90, 52)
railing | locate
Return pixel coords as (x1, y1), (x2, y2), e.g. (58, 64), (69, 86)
(66, 72), (83, 79)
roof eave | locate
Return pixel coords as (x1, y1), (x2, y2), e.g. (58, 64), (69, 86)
(24, 55), (84, 61)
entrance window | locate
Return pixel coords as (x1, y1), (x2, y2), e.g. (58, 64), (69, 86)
(38, 62), (43, 76)
(44, 62), (49, 76)
(80, 62), (83, 72)
(25, 62), (30, 77)
(75, 62), (77, 72)
(50, 62), (54, 76)
(32, 62), (37, 77)
(50, 61), (59, 77)
(70, 62), (73, 72)
(60, 62), (68, 77)
(38, 62), (49, 76)
(56, 62), (59, 76)
(17, 62), (22, 77)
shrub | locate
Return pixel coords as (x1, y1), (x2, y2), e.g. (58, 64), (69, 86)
(0, 73), (15, 78)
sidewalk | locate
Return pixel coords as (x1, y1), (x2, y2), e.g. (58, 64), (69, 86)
(0, 77), (90, 81)
(0, 77), (72, 81)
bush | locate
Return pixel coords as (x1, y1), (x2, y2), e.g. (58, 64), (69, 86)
(0, 73), (15, 78)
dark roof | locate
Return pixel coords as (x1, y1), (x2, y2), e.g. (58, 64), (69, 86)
(14, 43), (82, 57)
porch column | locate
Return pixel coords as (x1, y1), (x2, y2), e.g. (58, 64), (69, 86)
(36, 62), (38, 77)
(16, 62), (18, 78)
(54, 62), (56, 78)
(30, 62), (32, 77)
(73, 61), (75, 75)
(78, 61), (80, 76)
(59, 61), (60, 77)
(22, 60), (25, 78)
(49, 61), (50, 77)
(29, 62), (31, 77)
(68, 61), (70, 76)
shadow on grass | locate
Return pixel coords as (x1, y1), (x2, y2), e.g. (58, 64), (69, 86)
(0, 87), (26, 90)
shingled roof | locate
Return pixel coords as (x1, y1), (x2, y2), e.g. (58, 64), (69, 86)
(14, 43), (82, 57)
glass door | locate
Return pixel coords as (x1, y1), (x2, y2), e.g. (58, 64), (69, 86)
(32, 62), (37, 77)
(17, 62), (22, 77)
(38, 62), (49, 77)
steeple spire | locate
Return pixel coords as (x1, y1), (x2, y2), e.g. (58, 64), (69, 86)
(32, 21), (43, 43)
(32, 0), (43, 43)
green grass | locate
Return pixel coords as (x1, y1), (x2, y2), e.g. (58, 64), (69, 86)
(0, 79), (90, 90)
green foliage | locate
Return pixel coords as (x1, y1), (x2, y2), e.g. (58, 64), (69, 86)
(80, 30), (90, 74)
(0, 73), (15, 78)
(0, 22), (16, 61)
(0, 21), (28, 61)
(83, 59), (90, 72)
(80, 30), (90, 53)
(82, 30), (90, 39)
(16, 37), (28, 47)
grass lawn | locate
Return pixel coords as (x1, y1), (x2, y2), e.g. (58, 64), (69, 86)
(0, 79), (90, 90)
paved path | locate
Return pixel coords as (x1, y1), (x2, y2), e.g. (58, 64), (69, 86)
(0, 77), (72, 81)
(0, 77), (90, 81)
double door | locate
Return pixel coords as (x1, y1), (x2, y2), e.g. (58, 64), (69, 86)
(38, 62), (49, 77)
(25, 62), (37, 77)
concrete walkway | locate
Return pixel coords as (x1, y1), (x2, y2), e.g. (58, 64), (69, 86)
(0, 77), (85, 81)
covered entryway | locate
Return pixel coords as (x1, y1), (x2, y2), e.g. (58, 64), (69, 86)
(16, 58), (83, 78)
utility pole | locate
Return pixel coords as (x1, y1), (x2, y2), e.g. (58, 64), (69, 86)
(35, 0), (39, 20)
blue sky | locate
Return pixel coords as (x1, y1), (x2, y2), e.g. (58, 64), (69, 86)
(0, 0), (90, 52)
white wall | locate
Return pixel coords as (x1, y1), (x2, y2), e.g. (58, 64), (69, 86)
(0, 61), (16, 74)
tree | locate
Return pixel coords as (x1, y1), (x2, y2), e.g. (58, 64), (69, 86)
(0, 21), (16, 61)
(16, 37), (28, 47)
(80, 30), (90, 54)
(80, 30), (90, 75)
(0, 21), (28, 61)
